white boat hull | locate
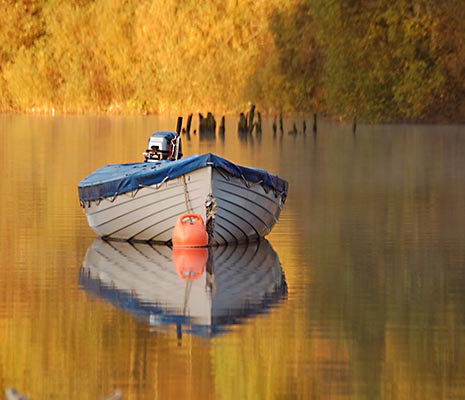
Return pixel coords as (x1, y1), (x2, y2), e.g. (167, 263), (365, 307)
(81, 166), (285, 245)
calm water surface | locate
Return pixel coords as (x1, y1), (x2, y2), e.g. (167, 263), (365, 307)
(1, 114), (465, 399)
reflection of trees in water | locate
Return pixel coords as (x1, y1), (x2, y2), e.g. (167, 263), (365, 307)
(309, 233), (465, 399)
(298, 130), (465, 399)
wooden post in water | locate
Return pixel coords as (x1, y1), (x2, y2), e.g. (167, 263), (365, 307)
(247, 103), (255, 134)
(313, 113), (317, 134)
(206, 112), (216, 134)
(238, 112), (247, 135)
(199, 112), (216, 139)
(272, 115), (277, 138)
(279, 112), (284, 136)
(186, 113), (193, 135)
(219, 115), (225, 140)
(255, 112), (262, 136)
(290, 122), (298, 136)
(352, 112), (357, 135)
(176, 116), (183, 135)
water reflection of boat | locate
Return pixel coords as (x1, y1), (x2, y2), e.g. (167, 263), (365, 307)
(79, 238), (287, 337)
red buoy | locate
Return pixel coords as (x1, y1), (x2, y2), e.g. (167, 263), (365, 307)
(172, 213), (208, 248)
(172, 248), (208, 280)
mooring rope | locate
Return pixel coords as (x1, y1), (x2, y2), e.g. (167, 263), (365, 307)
(182, 175), (191, 214)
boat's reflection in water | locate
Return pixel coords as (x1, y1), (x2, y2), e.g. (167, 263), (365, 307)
(79, 238), (287, 337)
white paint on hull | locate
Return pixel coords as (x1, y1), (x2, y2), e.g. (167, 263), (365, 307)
(81, 165), (285, 245)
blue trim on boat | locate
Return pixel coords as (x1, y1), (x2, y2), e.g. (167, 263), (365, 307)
(78, 153), (288, 202)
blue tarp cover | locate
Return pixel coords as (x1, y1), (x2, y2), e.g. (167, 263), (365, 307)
(78, 153), (288, 202)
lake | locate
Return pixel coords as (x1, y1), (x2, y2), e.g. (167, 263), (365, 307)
(1, 114), (465, 399)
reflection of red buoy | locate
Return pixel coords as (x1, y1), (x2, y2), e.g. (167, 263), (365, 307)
(172, 213), (208, 248)
(173, 248), (208, 280)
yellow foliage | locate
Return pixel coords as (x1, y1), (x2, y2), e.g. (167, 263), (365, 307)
(1, 0), (465, 121)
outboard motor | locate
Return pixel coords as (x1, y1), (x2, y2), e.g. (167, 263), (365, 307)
(143, 131), (183, 161)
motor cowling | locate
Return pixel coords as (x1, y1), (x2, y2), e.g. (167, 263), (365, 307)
(143, 131), (183, 161)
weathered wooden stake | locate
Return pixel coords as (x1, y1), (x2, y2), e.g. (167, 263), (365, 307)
(238, 112), (247, 134)
(248, 103), (256, 134)
(176, 116), (183, 135)
(199, 112), (216, 138)
(255, 112), (262, 135)
(313, 113), (317, 134)
(186, 113), (193, 135)
(289, 122), (298, 136)
(219, 115), (225, 138)
(352, 113), (357, 134)
(207, 112), (216, 133)
(279, 112), (284, 136)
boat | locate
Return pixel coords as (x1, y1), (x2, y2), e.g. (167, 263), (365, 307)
(77, 118), (288, 246)
(79, 238), (287, 337)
